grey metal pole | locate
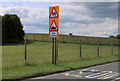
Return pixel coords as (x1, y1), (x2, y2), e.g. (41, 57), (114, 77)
(56, 39), (58, 61)
(52, 38), (54, 64)
(55, 38), (57, 65)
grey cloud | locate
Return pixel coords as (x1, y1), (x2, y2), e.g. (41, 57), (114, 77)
(59, 2), (116, 25)
(60, 17), (105, 25)
(62, 2), (118, 19)
(84, 2), (118, 19)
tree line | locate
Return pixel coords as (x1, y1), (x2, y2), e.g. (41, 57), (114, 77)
(2, 14), (24, 44)
(109, 34), (120, 39)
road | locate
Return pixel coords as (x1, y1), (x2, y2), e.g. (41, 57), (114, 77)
(24, 61), (120, 81)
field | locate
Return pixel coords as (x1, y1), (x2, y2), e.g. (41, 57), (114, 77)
(25, 33), (119, 45)
(2, 40), (119, 79)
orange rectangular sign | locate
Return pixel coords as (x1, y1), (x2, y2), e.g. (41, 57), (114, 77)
(49, 6), (59, 38)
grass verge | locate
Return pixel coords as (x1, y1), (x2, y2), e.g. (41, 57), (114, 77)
(2, 41), (119, 79)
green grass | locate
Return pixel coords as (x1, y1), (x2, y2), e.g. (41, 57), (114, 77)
(2, 41), (119, 79)
(25, 33), (119, 45)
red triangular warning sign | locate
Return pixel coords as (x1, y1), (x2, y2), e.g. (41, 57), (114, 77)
(50, 20), (58, 30)
(49, 7), (58, 18)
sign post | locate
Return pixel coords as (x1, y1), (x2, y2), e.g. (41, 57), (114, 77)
(49, 6), (59, 65)
(52, 38), (54, 64)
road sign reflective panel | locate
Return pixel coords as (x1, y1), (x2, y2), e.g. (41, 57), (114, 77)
(49, 6), (59, 38)
(49, 7), (59, 18)
(50, 20), (57, 30)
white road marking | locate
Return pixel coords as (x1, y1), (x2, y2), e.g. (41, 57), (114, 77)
(85, 71), (118, 80)
(85, 71), (110, 78)
(79, 69), (99, 75)
(65, 73), (69, 76)
(79, 71), (82, 74)
(65, 73), (82, 77)
(91, 69), (99, 72)
(97, 72), (118, 79)
(65, 69), (118, 79)
(113, 77), (120, 80)
(75, 75), (82, 77)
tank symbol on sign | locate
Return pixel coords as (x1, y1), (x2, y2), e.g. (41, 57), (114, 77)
(50, 20), (57, 30)
(50, 8), (58, 18)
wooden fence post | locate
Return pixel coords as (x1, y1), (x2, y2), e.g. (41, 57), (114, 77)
(111, 38), (114, 55)
(32, 34), (34, 40)
(80, 40), (82, 58)
(42, 35), (44, 42)
(63, 35), (64, 43)
(24, 39), (27, 64)
(97, 38), (100, 57)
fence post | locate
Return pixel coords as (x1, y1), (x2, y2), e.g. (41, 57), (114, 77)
(32, 34), (34, 40)
(63, 35), (64, 43)
(48, 39), (50, 42)
(74, 36), (75, 43)
(42, 35), (44, 42)
(97, 38), (100, 57)
(80, 40), (82, 58)
(111, 38), (114, 55)
(24, 39), (27, 64)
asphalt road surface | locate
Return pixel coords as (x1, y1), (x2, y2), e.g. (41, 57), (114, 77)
(24, 61), (120, 81)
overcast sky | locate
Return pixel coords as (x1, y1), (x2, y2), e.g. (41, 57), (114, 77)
(0, 2), (118, 37)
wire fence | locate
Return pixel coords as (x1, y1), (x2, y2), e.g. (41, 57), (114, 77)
(24, 33), (119, 62)
(2, 33), (119, 70)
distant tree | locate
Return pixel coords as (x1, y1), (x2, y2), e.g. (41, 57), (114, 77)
(2, 14), (24, 44)
(0, 15), (1, 44)
(115, 34), (120, 39)
(109, 35), (115, 38)
(69, 33), (72, 36)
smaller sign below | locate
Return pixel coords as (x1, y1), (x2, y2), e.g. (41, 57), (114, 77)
(50, 31), (57, 37)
